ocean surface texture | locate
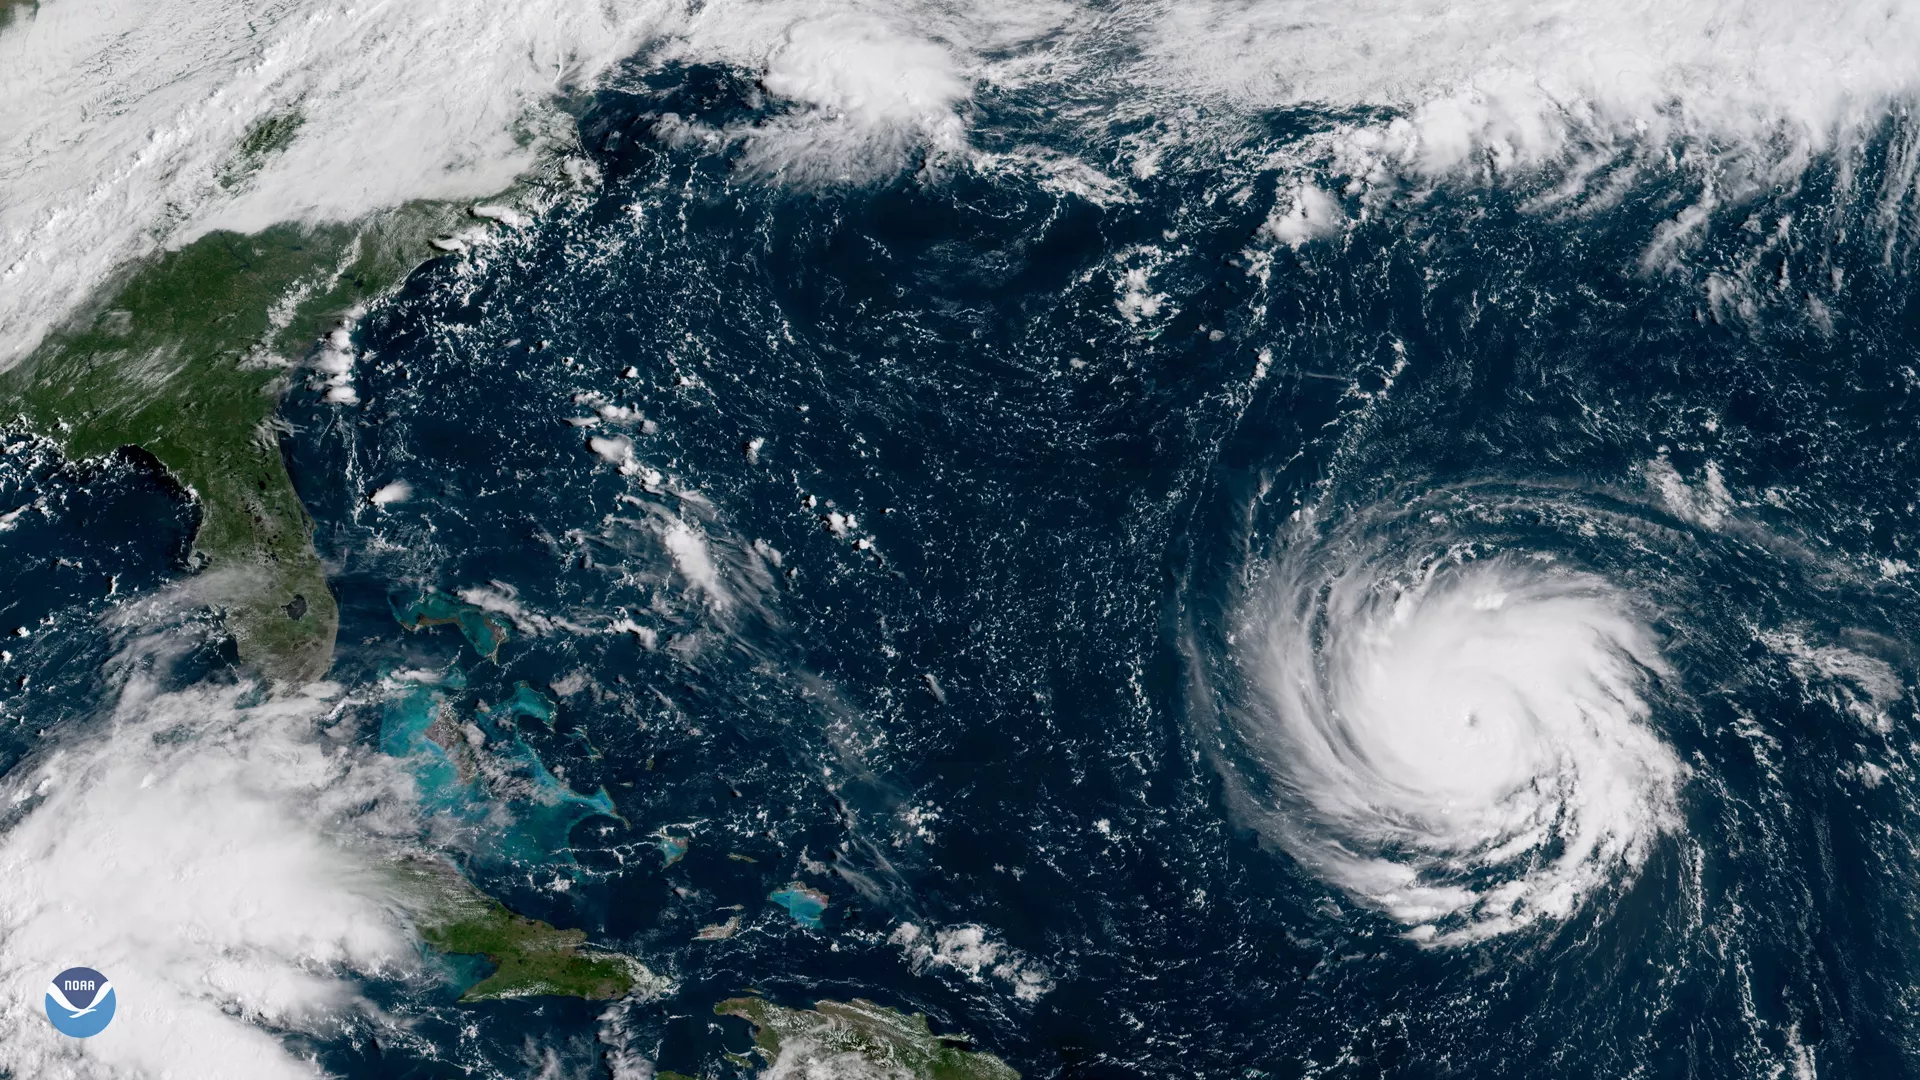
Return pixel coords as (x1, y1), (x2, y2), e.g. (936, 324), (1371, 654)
(5, 3), (1920, 1077)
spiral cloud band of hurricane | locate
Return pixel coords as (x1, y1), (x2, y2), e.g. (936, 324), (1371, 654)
(1218, 525), (1685, 945)
(7, 0), (1920, 365)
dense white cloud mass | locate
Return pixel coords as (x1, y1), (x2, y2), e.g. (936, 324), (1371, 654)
(1233, 546), (1684, 945)
(0, 0), (679, 367)
(5, 0), (1919, 364)
(8, 0), (1920, 365)
(0, 661), (414, 1078)
(1143, 0), (1920, 172)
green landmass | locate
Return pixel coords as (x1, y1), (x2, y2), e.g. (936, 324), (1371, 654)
(396, 858), (661, 1001)
(0, 204), (469, 682)
(218, 110), (306, 191)
(717, 996), (1020, 1080)
(0, 0), (37, 31)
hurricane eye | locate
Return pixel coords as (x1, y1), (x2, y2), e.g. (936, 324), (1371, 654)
(1220, 536), (1683, 945)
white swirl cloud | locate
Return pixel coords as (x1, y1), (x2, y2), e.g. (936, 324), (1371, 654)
(1231, 543), (1684, 944)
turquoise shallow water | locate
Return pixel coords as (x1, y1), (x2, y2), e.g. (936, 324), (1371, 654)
(769, 885), (830, 929)
(265, 72), (1920, 1075)
(11, 55), (1920, 1080)
(378, 666), (621, 869)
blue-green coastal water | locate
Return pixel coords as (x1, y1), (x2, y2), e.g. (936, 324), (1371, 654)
(11, 44), (1920, 1080)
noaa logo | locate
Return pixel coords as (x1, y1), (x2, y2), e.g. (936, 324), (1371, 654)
(44, 967), (114, 1038)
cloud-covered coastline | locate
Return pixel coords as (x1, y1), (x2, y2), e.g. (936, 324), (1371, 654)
(0, 647), (416, 1078)
(9, 0), (1920, 367)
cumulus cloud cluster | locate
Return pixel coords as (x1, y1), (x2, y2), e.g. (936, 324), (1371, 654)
(7, 0), (1917, 365)
(890, 921), (1052, 1002)
(1146, 0), (1920, 178)
(0, 662), (415, 1078)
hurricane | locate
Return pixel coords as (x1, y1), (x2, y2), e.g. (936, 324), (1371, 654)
(1212, 489), (1688, 943)
(10, 0), (1920, 1075)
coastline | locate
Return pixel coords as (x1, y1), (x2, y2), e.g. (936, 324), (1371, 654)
(0, 206), (477, 681)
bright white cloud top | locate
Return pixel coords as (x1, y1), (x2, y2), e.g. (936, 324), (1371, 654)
(7, 0), (1920, 366)
(0, 661), (413, 1078)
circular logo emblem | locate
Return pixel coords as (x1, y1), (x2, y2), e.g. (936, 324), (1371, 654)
(44, 967), (114, 1038)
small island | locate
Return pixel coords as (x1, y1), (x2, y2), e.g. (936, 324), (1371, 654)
(396, 590), (513, 662)
(769, 882), (830, 927)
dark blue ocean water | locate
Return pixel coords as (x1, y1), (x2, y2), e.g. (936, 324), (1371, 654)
(0, 440), (199, 769)
(16, 63), (1920, 1079)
